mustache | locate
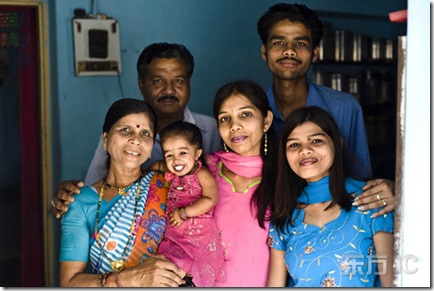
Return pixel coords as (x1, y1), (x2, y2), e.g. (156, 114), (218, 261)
(157, 95), (179, 102)
(276, 56), (300, 63)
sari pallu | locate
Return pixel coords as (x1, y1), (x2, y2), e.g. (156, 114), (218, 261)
(89, 170), (168, 273)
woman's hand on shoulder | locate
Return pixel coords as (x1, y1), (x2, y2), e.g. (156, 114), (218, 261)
(352, 179), (395, 218)
(120, 254), (186, 287)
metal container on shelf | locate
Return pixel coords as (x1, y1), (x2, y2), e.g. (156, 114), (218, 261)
(312, 69), (330, 87)
(331, 73), (344, 92)
(348, 76), (362, 102)
(370, 37), (386, 61)
(385, 38), (395, 61)
(318, 21), (334, 61)
(352, 33), (368, 62)
(334, 30), (352, 62)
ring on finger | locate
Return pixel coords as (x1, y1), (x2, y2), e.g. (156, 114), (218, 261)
(381, 199), (387, 206)
(51, 198), (56, 208)
(376, 194), (381, 201)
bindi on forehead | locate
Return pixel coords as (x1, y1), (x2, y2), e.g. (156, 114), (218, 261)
(136, 124), (140, 128)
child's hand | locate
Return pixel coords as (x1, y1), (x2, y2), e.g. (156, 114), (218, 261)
(169, 208), (184, 228)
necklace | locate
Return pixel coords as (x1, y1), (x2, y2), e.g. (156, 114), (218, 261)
(103, 175), (142, 195)
(94, 176), (142, 272)
(176, 176), (184, 190)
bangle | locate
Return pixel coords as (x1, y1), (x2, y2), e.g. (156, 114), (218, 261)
(115, 269), (124, 287)
(99, 272), (111, 287)
(179, 207), (188, 220)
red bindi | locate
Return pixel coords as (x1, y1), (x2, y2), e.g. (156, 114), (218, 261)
(136, 125), (140, 128)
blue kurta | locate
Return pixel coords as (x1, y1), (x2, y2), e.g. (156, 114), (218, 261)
(268, 177), (394, 287)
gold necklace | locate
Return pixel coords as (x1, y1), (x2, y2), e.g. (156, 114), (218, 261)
(94, 176), (142, 271)
(103, 175), (142, 195)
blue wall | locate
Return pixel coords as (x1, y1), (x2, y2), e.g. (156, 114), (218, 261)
(50, 0), (406, 185)
(47, 0), (407, 286)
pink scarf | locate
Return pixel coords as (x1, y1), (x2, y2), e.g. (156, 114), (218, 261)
(212, 151), (263, 178)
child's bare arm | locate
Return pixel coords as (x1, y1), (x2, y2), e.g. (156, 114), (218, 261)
(174, 167), (217, 221)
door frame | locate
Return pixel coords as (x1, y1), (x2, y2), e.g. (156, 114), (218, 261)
(0, 0), (52, 286)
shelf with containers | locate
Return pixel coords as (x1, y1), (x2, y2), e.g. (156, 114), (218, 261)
(311, 10), (406, 179)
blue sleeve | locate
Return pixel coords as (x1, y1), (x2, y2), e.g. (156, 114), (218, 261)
(59, 188), (93, 262)
(268, 221), (287, 251)
(371, 211), (394, 235)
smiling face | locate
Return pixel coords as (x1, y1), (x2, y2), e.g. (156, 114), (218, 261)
(261, 20), (318, 82)
(138, 58), (191, 117)
(162, 136), (202, 177)
(104, 112), (154, 171)
(285, 121), (334, 182)
(217, 93), (272, 157)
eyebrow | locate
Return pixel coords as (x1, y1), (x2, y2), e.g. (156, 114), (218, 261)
(218, 105), (255, 115)
(163, 146), (189, 153)
(287, 132), (326, 141)
(268, 35), (311, 43)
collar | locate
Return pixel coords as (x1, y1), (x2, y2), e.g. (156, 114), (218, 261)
(213, 151), (263, 178)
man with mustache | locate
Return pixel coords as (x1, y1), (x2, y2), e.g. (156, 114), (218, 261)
(52, 43), (221, 215)
(257, 3), (395, 216)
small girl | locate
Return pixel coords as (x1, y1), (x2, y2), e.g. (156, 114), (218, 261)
(152, 121), (225, 287)
(267, 106), (394, 287)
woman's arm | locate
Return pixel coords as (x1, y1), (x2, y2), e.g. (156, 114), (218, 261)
(373, 231), (394, 287)
(267, 248), (288, 287)
(60, 255), (186, 287)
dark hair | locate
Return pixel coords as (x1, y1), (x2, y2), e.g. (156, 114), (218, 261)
(136, 42), (195, 79)
(103, 98), (157, 143)
(160, 120), (203, 151)
(272, 106), (355, 232)
(213, 80), (277, 228)
(257, 3), (323, 48)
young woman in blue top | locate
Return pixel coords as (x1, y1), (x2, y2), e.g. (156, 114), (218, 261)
(267, 106), (394, 287)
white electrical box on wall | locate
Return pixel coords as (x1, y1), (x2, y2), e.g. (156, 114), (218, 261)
(72, 18), (122, 76)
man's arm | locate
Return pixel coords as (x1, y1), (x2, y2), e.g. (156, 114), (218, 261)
(52, 135), (107, 218)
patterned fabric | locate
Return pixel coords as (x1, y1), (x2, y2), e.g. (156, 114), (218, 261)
(268, 178), (394, 287)
(60, 171), (168, 273)
(158, 162), (226, 287)
(206, 153), (270, 287)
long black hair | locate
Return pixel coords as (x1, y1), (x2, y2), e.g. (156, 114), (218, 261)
(272, 106), (359, 231)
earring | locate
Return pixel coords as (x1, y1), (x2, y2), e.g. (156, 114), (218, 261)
(223, 143), (230, 153)
(263, 133), (268, 156)
(103, 140), (107, 151)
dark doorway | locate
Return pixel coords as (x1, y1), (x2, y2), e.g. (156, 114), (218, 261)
(0, 6), (44, 287)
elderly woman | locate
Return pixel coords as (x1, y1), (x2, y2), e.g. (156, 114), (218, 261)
(59, 98), (186, 287)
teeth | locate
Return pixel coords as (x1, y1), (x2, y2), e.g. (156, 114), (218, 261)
(174, 165), (184, 171)
(126, 150), (140, 156)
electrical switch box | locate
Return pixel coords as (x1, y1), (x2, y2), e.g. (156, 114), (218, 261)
(73, 19), (121, 76)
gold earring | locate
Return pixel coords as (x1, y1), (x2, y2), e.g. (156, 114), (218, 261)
(263, 133), (268, 156)
(223, 143), (230, 153)
(103, 140), (107, 151)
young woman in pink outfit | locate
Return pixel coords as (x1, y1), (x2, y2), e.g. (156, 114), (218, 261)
(206, 80), (276, 287)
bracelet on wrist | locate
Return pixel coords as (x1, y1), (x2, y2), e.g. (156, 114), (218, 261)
(99, 272), (112, 287)
(179, 207), (188, 220)
(115, 269), (124, 287)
